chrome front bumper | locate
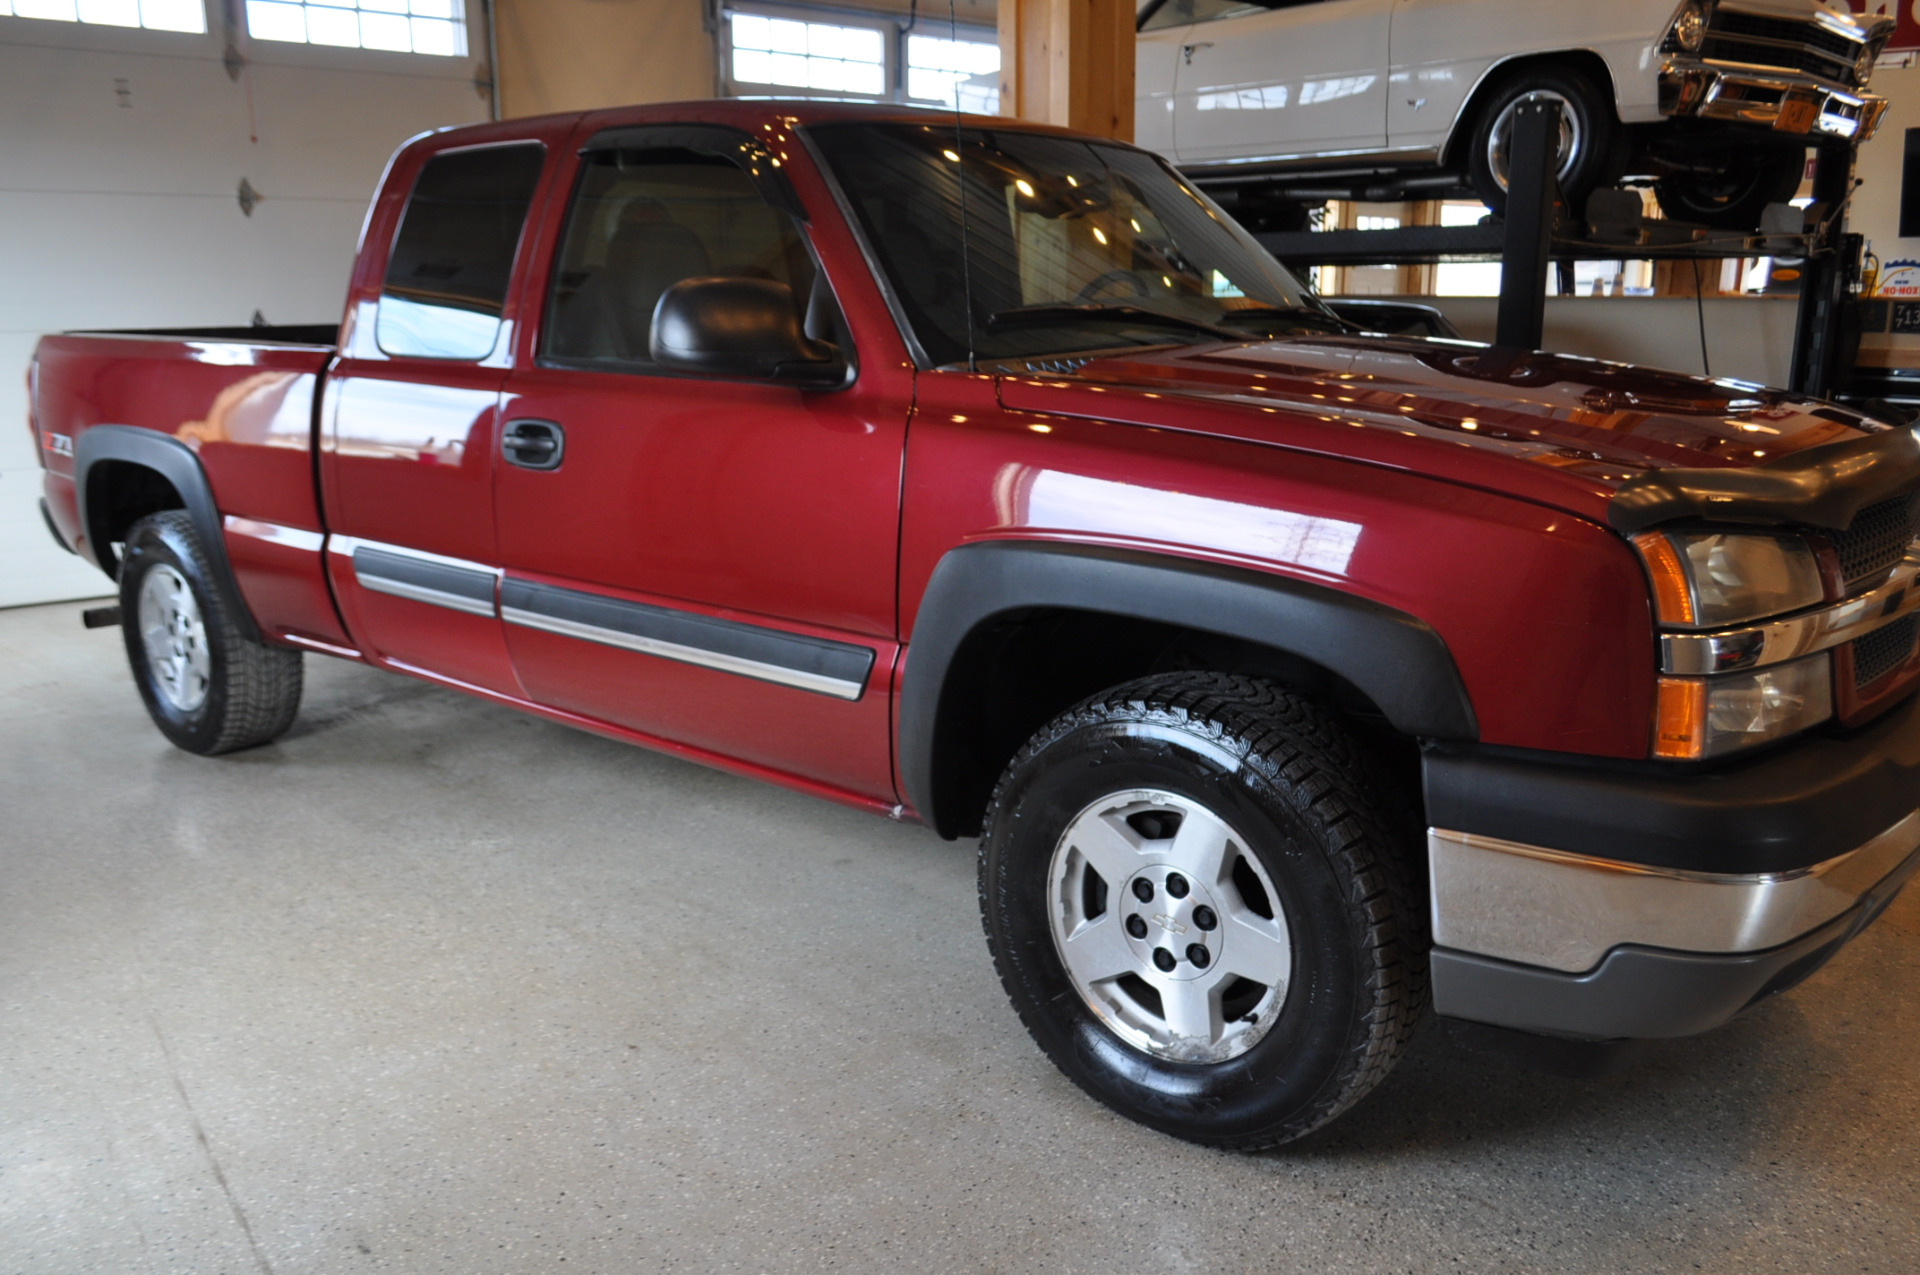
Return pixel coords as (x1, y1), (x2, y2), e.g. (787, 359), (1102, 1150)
(1660, 58), (1887, 143)
(1428, 810), (1920, 1039)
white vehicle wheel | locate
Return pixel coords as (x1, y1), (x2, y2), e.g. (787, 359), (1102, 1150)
(1466, 65), (1617, 217)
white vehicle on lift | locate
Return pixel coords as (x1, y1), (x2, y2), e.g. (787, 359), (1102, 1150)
(1136, 0), (1892, 230)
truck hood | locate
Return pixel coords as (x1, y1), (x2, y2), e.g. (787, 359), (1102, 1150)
(1000, 335), (1897, 528)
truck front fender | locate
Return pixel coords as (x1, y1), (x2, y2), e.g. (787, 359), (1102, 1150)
(898, 540), (1478, 838)
(74, 425), (263, 643)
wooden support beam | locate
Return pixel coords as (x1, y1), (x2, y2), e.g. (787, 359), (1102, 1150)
(997, 0), (1134, 142)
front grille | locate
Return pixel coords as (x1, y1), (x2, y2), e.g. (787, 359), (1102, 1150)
(1853, 614), (1919, 688)
(1828, 496), (1916, 593)
(1702, 10), (1863, 85)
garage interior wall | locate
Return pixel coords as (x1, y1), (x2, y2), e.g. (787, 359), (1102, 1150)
(493, 0), (714, 118)
(0, 6), (489, 609)
(1851, 61), (1920, 269)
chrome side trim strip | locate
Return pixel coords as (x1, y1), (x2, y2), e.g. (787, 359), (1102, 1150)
(1429, 809), (1920, 973)
(500, 578), (874, 701)
(359, 573), (498, 617)
(279, 633), (363, 660)
(1661, 546), (1920, 675)
(336, 536), (501, 619)
(223, 515), (324, 554)
(502, 607), (867, 700)
(1177, 143), (1439, 174)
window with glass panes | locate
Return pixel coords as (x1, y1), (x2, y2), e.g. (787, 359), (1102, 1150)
(246, 0), (467, 56)
(0, 0), (204, 32)
(724, 7), (998, 110)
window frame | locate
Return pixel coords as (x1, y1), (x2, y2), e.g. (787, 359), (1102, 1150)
(0, 0), (207, 35)
(531, 125), (856, 385)
(720, 2), (998, 109)
(372, 139), (549, 363)
(240, 0), (479, 60)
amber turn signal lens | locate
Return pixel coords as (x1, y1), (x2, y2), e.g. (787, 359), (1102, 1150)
(1654, 677), (1708, 760)
(1634, 532), (1696, 627)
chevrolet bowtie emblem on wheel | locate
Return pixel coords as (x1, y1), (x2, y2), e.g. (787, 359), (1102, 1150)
(1153, 913), (1188, 936)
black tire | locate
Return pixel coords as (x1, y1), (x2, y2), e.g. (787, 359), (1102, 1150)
(120, 510), (302, 755)
(1465, 64), (1619, 218)
(1654, 146), (1806, 231)
(978, 673), (1427, 1149)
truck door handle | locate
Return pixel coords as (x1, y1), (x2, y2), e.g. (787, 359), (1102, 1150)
(1182, 42), (1212, 65)
(502, 418), (564, 471)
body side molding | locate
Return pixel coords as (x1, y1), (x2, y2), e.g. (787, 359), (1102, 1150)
(501, 578), (875, 700)
(72, 424), (261, 642)
(344, 540), (502, 617)
(898, 540), (1478, 839)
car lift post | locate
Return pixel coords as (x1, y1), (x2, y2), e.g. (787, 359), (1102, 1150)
(1241, 118), (1869, 406)
(1494, 96), (1559, 351)
(1791, 138), (1861, 400)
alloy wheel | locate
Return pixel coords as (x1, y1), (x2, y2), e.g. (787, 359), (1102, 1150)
(1047, 789), (1292, 1064)
(137, 563), (211, 713)
(1487, 90), (1581, 192)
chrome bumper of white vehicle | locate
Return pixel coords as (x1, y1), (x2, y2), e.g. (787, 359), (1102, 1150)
(1660, 58), (1887, 142)
(1427, 811), (1920, 1039)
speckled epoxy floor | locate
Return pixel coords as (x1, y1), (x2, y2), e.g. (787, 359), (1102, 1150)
(3, 598), (1918, 1274)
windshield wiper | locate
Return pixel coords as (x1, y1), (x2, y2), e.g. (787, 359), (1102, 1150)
(984, 304), (1245, 343)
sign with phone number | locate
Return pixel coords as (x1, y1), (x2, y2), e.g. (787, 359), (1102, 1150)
(1844, 2), (1920, 52)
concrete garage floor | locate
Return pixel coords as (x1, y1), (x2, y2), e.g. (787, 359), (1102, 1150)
(3, 600), (1918, 1275)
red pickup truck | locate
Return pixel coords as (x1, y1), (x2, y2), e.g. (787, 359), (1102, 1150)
(29, 101), (1920, 1149)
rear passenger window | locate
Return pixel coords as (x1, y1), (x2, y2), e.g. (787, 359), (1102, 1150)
(1141, 0), (1294, 31)
(543, 147), (817, 368)
(376, 144), (546, 361)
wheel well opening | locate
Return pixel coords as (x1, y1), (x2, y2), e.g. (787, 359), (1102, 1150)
(1444, 50), (1620, 170)
(929, 609), (1422, 839)
(86, 461), (184, 575)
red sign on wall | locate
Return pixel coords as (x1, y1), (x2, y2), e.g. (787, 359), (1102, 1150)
(1844, 2), (1920, 52)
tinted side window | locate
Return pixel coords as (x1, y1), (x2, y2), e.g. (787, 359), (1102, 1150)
(376, 144), (546, 361)
(543, 147), (816, 367)
(1141, 0), (1294, 32)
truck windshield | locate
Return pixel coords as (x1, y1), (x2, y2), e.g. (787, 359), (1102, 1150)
(807, 122), (1336, 368)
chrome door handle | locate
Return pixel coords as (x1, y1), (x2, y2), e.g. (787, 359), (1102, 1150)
(1182, 42), (1213, 65)
(502, 418), (565, 471)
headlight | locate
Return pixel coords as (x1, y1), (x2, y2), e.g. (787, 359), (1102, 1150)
(1857, 38), (1882, 85)
(1673, 1), (1710, 54)
(1635, 530), (1826, 629)
(1655, 653), (1834, 760)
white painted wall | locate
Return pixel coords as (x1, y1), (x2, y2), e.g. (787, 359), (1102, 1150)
(1423, 296), (1802, 389)
(1850, 60), (1920, 274)
(0, 6), (489, 608)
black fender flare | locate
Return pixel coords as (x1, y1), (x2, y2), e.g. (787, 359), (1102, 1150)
(73, 425), (262, 643)
(897, 540), (1478, 838)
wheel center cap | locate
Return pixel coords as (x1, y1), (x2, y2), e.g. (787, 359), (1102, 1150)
(1121, 867), (1223, 983)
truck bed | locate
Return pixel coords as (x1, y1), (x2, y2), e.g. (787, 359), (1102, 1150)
(81, 324), (340, 348)
(32, 326), (350, 651)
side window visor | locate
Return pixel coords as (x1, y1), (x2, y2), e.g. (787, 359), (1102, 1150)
(376, 143), (547, 361)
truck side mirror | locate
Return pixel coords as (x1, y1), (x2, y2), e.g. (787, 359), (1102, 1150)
(650, 277), (848, 385)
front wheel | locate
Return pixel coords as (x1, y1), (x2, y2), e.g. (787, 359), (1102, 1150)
(1654, 146), (1806, 230)
(978, 673), (1427, 1149)
(120, 510), (303, 755)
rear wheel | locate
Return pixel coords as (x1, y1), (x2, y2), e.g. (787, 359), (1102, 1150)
(978, 673), (1426, 1149)
(1465, 65), (1619, 218)
(120, 511), (302, 755)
